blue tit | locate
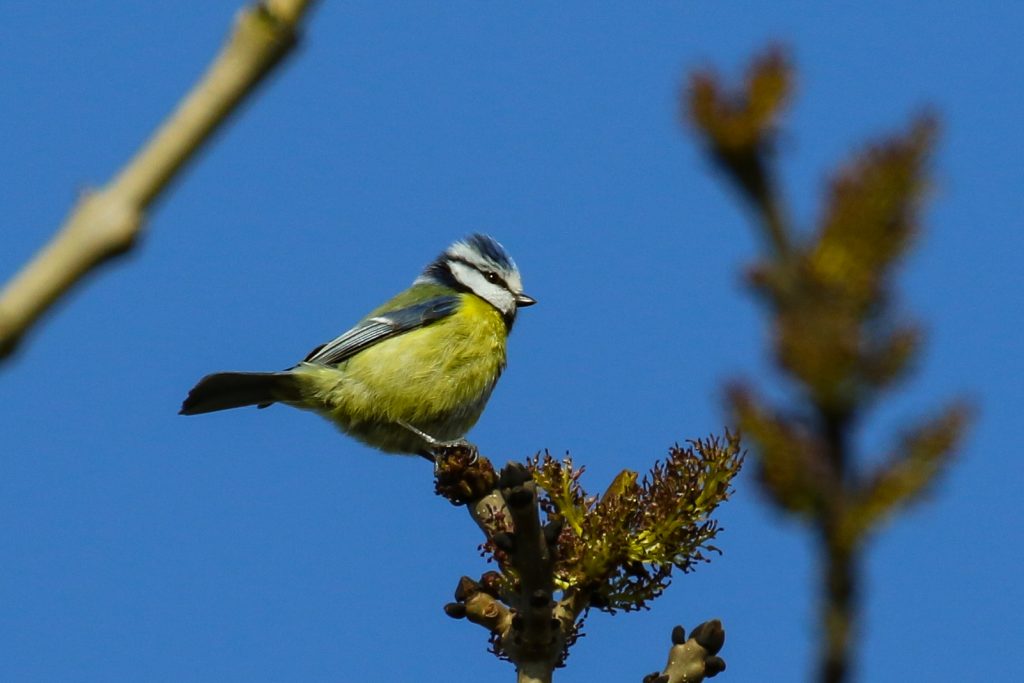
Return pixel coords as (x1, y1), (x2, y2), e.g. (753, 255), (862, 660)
(180, 234), (535, 457)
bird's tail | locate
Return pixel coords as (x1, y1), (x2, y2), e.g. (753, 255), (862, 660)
(179, 371), (301, 415)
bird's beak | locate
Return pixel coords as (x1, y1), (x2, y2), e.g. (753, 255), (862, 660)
(515, 293), (537, 307)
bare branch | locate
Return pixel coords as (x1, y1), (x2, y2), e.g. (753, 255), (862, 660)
(499, 463), (564, 682)
(438, 453), (567, 682)
(0, 0), (316, 361)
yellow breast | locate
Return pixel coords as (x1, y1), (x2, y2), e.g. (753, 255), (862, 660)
(292, 292), (509, 453)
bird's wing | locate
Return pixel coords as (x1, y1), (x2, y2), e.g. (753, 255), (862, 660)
(300, 295), (461, 366)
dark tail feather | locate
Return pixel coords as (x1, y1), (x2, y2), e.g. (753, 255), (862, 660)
(179, 371), (301, 415)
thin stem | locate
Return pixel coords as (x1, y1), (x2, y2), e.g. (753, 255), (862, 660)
(818, 410), (857, 683)
(819, 530), (857, 683)
(724, 151), (793, 259)
(757, 189), (792, 259)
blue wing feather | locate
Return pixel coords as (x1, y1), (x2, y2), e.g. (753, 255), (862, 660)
(301, 296), (461, 366)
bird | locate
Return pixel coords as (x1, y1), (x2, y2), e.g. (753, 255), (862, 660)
(179, 234), (536, 458)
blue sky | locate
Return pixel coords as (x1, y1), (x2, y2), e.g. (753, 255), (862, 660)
(2, 2), (1022, 681)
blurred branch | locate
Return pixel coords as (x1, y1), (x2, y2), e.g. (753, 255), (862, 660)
(687, 47), (793, 258)
(0, 0), (316, 362)
(684, 47), (971, 683)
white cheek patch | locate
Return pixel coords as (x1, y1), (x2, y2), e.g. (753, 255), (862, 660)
(449, 260), (516, 315)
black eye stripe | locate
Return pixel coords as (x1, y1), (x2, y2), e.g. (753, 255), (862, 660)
(449, 256), (511, 291)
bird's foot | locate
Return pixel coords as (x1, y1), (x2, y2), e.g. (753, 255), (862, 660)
(399, 420), (478, 469)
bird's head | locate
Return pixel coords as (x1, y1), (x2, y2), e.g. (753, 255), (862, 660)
(417, 234), (536, 326)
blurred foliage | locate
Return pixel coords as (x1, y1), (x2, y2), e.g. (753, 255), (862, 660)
(686, 46), (969, 547)
(685, 47), (971, 682)
(730, 385), (835, 517)
(840, 403), (970, 548)
(529, 434), (742, 613)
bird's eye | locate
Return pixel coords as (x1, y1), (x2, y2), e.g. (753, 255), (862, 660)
(485, 272), (501, 284)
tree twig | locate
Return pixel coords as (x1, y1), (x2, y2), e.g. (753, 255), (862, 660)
(0, 0), (316, 361)
(643, 621), (727, 683)
(499, 463), (563, 683)
(438, 452), (563, 682)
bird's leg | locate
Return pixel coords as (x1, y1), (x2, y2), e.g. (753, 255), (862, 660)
(398, 420), (478, 467)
